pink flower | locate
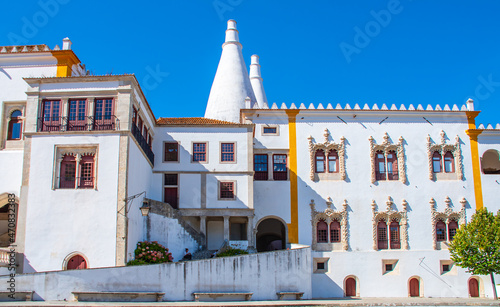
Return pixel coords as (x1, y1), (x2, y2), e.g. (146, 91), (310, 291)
(146, 247), (149, 249)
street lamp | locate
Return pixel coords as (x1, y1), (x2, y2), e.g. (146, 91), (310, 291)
(140, 200), (150, 216)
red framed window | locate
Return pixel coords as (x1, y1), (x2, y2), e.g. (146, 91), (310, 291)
(375, 151), (386, 180)
(273, 154), (287, 180)
(41, 100), (61, 131)
(164, 174), (178, 209)
(164, 142), (179, 162)
(328, 150), (339, 173)
(67, 99), (87, 131)
(254, 154), (268, 180)
(436, 220), (447, 241)
(132, 107), (138, 126)
(444, 151), (455, 173)
(448, 220), (458, 241)
(315, 150), (325, 173)
(263, 127), (277, 134)
(94, 98), (114, 130)
(79, 155), (94, 188)
(60, 155), (76, 189)
(330, 220), (341, 242)
(137, 116), (143, 136)
(148, 135), (152, 148)
(193, 143), (207, 162)
(432, 151), (442, 173)
(143, 126), (149, 141)
(317, 220), (328, 243)
(386, 150), (399, 180)
(389, 220), (401, 249)
(219, 182), (235, 199)
(7, 110), (22, 140)
(377, 220), (388, 250)
(221, 143), (235, 162)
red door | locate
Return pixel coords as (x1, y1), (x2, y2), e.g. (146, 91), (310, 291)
(67, 255), (87, 270)
(469, 278), (479, 297)
(345, 277), (356, 297)
(164, 187), (178, 209)
(409, 278), (420, 297)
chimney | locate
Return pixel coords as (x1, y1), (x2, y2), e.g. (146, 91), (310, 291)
(62, 37), (72, 50)
(466, 98), (474, 111)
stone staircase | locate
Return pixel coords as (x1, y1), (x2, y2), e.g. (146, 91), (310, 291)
(192, 249), (216, 260)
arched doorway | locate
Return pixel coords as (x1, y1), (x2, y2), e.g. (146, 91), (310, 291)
(409, 278), (420, 297)
(345, 277), (357, 297)
(469, 278), (479, 297)
(66, 254), (87, 270)
(256, 217), (286, 252)
(0, 193), (18, 247)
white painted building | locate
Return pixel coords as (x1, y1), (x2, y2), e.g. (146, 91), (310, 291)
(0, 21), (499, 300)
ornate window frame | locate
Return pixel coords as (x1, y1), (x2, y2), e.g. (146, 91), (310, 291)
(426, 131), (463, 180)
(307, 129), (346, 181)
(369, 133), (406, 183)
(371, 197), (408, 250)
(430, 196), (466, 250)
(310, 198), (349, 251)
(52, 145), (98, 190)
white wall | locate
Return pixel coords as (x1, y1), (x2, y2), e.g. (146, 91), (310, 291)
(0, 151), (23, 196)
(478, 133), (500, 212)
(5, 247), (312, 301)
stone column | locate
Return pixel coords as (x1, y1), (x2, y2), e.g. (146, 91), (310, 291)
(247, 216), (254, 247)
(223, 216), (230, 242)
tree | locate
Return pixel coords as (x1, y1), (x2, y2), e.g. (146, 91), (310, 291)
(449, 208), (500, 300)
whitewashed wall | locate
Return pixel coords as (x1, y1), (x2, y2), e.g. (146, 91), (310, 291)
(5, 247), (311, 302)
(478, 133), (500, 212)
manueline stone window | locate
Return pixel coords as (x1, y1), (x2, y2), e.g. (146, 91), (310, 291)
(430, 197), (466, 250)
(308, 129), (346, 181)
(54, 146), (97, 190)
(310, 198), (349, 251)
(427, 131), (463, 180)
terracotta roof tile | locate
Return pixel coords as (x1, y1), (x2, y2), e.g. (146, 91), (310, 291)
(156, 117), (244, 126)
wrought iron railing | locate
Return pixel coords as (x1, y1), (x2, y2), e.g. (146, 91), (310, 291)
(57, 177), (95, 189)
(37, 116), (119, 132)
(132, 124), (154, 166)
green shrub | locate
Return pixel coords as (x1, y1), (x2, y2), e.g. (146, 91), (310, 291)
(216, 247), (248, 257)
(126, 241), (173, 266)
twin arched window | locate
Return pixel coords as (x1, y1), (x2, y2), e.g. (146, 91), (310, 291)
(375, 150), (398, 180)
(317, 219), (341, 243)
(7, 110), (22, 140)
(377, 220), (401, 250)
(436, 219), (458, 242)
(59, 154), (95, 189)
(315, 149), (339, 173)
(432, 151), (455, 173)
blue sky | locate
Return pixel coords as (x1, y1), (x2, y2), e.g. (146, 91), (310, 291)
(2, 1), (500, 126)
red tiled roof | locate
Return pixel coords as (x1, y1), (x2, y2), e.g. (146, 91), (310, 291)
(156, 117), (244, 126)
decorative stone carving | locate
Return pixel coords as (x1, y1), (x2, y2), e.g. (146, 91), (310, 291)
(307, 129), (346, 181)
(371, 197), (408, 250)
(310, 198), (349, 251)
(426, 130), (463, 180)
(369, 133), (406, 183)
(58, 148), (96, 162)
(430, 196), (466, 250)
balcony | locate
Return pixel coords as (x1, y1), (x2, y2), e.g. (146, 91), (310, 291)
(37, 116), (119, 132)
(132, 124), (154, 166)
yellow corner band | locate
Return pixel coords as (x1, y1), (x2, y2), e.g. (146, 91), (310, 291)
(286, 110), (300, 243)
(51, 50), (80, 77)
(465, 111), (483, 210)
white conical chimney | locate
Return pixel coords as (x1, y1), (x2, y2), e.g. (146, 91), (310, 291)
(204, 20), (256, 123)
(249, 55), (267, 108)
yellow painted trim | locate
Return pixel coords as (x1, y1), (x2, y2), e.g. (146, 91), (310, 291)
(465, 111), (483, 210)
(51, 50), (80, 77)
(286, 110), (300, 243)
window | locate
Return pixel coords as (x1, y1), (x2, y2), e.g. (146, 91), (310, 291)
(7, 110), (22, 140)
(164, 174), (178, 209)
(436, 221), (446, 241)
(375, 151), (399, 181)
(132, 107), (138, 126)
(328, 150), (339, 173)
(481, 150), (500, 174)
(273, 154), (287, 180)
(448, 220), (458, 241)
(444, 151), (455, 173)
(313, 258), (329, 273)
(385, 264), (393, 272)
(94, 98), (114, 130)
(40, 100), (61, 131)
(442, 264), (450, 272)
(330, 220), (341, 243)
(386, 151), (398, 180)
(221, 143), (235, 162)
(317, 220), (328, 243)
(137, 116), (143, 136)
(148, 134), (152, 149)
(375, 151), (386, 180)
(143, 126), (148, 141)
(219, 181), (235, 199)
(254, 154), (268, 180)
(193, 143), (207, 162)
(59, 154), (95, 189)
(433, 151), (442, 173)
(377, 221), (388, 250)
(317, 262), (325, 270)
(389, 220), (401, 249)
(382, 259), (399, 274)
(315, 150), (325, 173)
(67, 99), (87, 131)
(263, 127), (277, 135)
(164, 142), (179, 162)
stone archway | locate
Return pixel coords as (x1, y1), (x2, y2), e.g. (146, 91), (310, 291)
(256, 217), (287, 252)
(0, 193), (18, 247)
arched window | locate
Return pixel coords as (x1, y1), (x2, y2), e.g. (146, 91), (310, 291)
(389, 220), (401, 249)
(60, 155), (76, 189)
(432, 151), (442, 173)
(448, 220), (458, 241)
(79, 155), (94, 188)
(386, 150), (398, 180)
(7, 110), (22, 140)
(330, 220), (341, 243)
(315, 150), (325, 173)
(328, 150), (339, 173)
(377, 220), (388, 250)
(317, 220), (328, 243)
(375, 151), (386, 180)
(481, 150), (500, 174)
(444, 151), (455, 173)
(436, 220), (446, 241)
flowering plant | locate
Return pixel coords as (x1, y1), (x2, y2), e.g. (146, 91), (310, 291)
(127, 241), (173, 266)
